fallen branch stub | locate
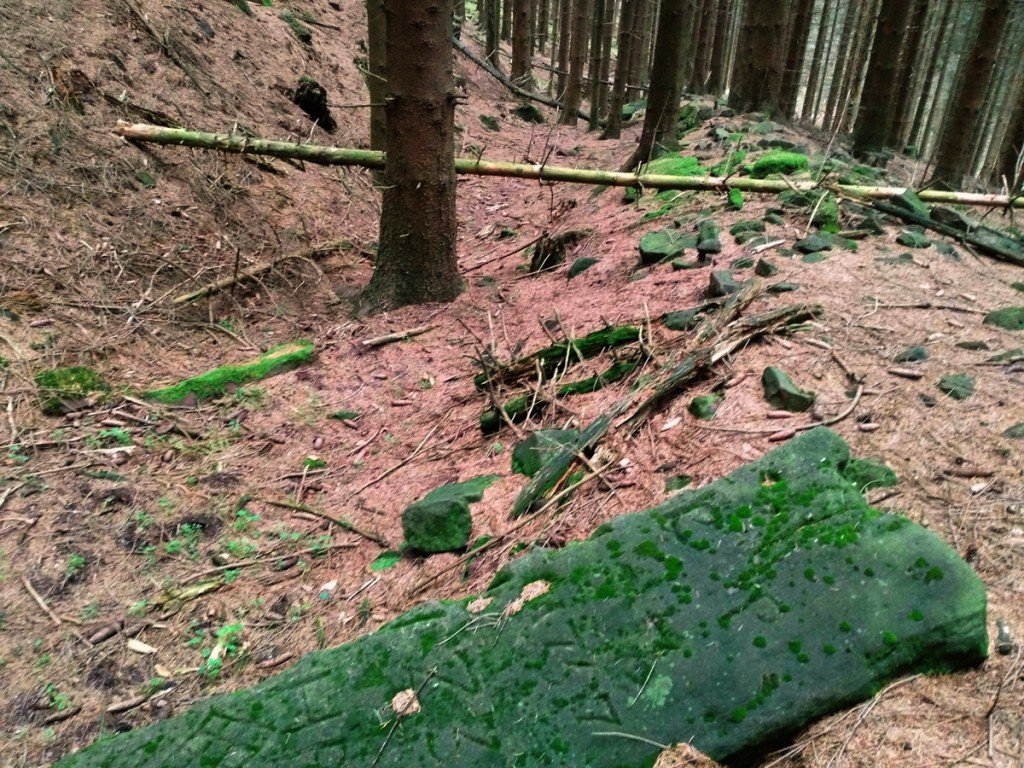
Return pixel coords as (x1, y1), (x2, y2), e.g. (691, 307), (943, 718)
(112, 123), (1024, 208)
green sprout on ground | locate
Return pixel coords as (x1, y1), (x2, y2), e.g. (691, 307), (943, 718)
(198, 623), (245, 678)
(7, 444), (29, 464)
(64, 552), (86, 581)
(232, 508), (259, 532)
(44, 684), (71, 711)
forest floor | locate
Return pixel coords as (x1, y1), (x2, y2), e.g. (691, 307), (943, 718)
(0, 1), (1023, 767)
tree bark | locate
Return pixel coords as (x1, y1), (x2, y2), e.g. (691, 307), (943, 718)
(365, 0), (388, 153)
(588, 0), (607, 129)
(621, 0), (692, 171)
(485, 0), (502, 70)
(598, 0), (616, 117)
(706, 0), (732, 95)
(729, 0), (787, 115)
(558, 0), (592, 124)
(555, 0), (572, 97)
(367, 0), (460, 308)
(851, 0), (916, 157)
(930, 0), (1014, 189)
(777, 0), (814, 118)
(688, 0), (717, 93)
(511, 0), (533, 86)
(601, 0), (638, 138)
(884, 0), (928, 148)
(625, 0), (650, 102)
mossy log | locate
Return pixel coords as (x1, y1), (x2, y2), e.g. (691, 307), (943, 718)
(113, 123), (1024, 208)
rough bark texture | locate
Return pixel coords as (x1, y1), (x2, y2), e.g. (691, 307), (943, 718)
(366, 0), (460, 308)
(621, 0), (692, 171)
(485, 0), (502, 70)
(555, 0), (572, 96)
(601, 0), (639, 138)
(558, 0), (592, 124)
(851, 0), (916, 156)
(688, 0), (718, 93)
(511, 0), (533, 86)
(624, 0), (650, 101)
(777, 0), (814, 118)
(588, 0), (607, 129)
(365, 0), (387, 152)
(597, 0), (616, 117)
(706, 0), (731, 95)
(930, 0), (1013, 189)
(885, 0), (928, 147)
(729, 0), (787, 115)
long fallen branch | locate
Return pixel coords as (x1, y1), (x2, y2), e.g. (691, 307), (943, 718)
(113, 122), (1024, 208)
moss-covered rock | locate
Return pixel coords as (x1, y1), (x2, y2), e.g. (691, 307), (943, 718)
(749, 150), (809, 179)
(53, 429), (987, 768)
(983, 307), (1024, 331)
(937, 374), (975, 401)
(512, 430), (580, 478)
(402, 476), (499, 553)
(688, 394), (723, 419)
(35, 366), (110, 415)
(762, 366), (815, 412)
(144, 340), (315, 404)
(639, 229), (693, 264)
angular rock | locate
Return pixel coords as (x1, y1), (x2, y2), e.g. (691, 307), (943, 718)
(697, 220), (722, 256)
(639, 229), (693, 265)
(567, 256), (598, 278)
(402, 476), (499, 552)
(896, 230), (931, 249)
(755, 258), (779, 277)
(894, 345), (928, 363)
(795, 235), (832, 254)
(53, 429), (987, 768)
(1003, 423), (1024, 439)
(762, 366), (815, 411)
(708, 270), (744, 297)
(983, 307), (1024, 331)
(512, 429), (579, 478)
(688, 394), (723, 419)
(937, 374), (975, 401)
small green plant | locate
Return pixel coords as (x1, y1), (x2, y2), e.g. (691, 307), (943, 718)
(64, 552), (86, 581)
(232, 508), (259, 532)
(198, 623), (245, 677)
(128, 600), (148, 617)
(224, 539), (257, 559)
(79, 600), (101, 621)
(134, 510), (154, 530)
(157, 496), (176, 515)
(44, 683), (71, 711)
(96, 427), (132, 446)
(7, 444), (29, 464)
(303, 456), (327, 470)
(165, 523), (202, 559)
(289, 601), (311, 622)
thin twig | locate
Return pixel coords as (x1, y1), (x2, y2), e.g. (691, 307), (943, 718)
(361, 324), (435, 348)
(701, 385), (864, 436)
(257, 497), (389, 547)
(349, 425), (439, 496)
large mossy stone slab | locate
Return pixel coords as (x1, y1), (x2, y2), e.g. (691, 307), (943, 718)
(54, 429), (987, 768)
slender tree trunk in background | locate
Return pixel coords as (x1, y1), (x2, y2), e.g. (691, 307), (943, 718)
(973, 13), (1024, 181)
(511, 0), (533, 86)
(485, 0), (502, 70)
(822, 0), (863, 134)
(706, 0), (731, 95)
(556, 0), (572, 96)
(729, 0), (788, 115)
(622, 0), (692, 170)
(368, 0), (459, 309)
(851, 0), (916, 157)
(588, 0), (607, 130)
(885, 0), (928, 148)
(930, 0), (1013, 189)
(689, 0), (718, 93)
(536, 0), (548, 52)
(529, 0), (537, 53)
(800, 0), (835, 122)
(598, 0), (617, 116)
(501, 0), (512, 40)
(453, 0), (465, 38)
(602, 0), (638, 138)
(839, 0), (882, 135)
(1000, 93), (1024, 193)
(908, 0), (955, 151)
(777, 0), (814, 118)
(365, 0), (387, 153)
(559, 0), (592, 124)
(625, 0), (650, 101)
(638, 0), (657, 98)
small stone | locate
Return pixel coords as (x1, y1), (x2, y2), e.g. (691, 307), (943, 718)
(312, 436), (325, 450)
(983, 307), (1024, 331)
(937, 374), (975, 401)
(896, 230), (931, 249)
(761, 366), (815, 412)
(754, 258), (779, 277)
(893, 345), (928, 363)
(708, 270), (744, 297)
(688, 395), (723, 420)
(795, 235), (832, 254)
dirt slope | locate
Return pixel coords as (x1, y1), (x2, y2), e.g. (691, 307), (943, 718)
(0, 2), (1022, 767)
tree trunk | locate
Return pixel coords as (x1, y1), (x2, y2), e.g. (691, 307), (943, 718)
(536, 0), (548, 52)
(706, 0), (731, 95)
(454, 0), (465, 38)
(777, 0), (814, 118)
(502, 0), (512, 41)
(884, 0), (928, 148)
(559, 0), (592, 124)
(556, 0), (572, 97)
(367, 0), (460, 308)
(729, 0), (787, 115)
(365, 0), (387, 153)
(799, 0), (835, 122)
(601, 0), (638, 138)
(485, 0), (502, 71)
(930, 0), (1014, 189)
(588, 0), (607, 129)
(851, 0), (917, 157)
(511, 0), (533, 86)
(822, 0), (865, 134)
(625, 0), (650, 101)
(598, 0), (617, 117)
(688, 0), (717, 93)
(999, 90), (1024, 193)
(621, 0), (692, 170)
(907, 0), (955, 151)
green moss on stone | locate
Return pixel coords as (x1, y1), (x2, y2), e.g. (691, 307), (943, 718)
(35, 366), (110, 415)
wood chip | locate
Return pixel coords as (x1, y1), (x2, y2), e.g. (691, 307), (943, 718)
(768, 429), (796, 442)
(660, 416), (682, 431)
(857, 422), (880, 432)
(887, 367), (923, 379)
(766, 410), (792, 419)
(126, 638), (158, 654)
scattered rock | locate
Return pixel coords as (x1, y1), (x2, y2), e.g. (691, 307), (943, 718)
(696, 220), (722, 256)
(896, 230), (931, 249)
(754, 258), (779, 277)
(795, 235), (832, 254)
(708, 270), (744, 297)
(893, 345), (928, 363)
(767, 282), (799, 293)
(479, 114), (500, 131)
(762, 366), (815, 412)
(639, 229), (693, 265)
(688, 394), (723, 420)
(512, 430), (579, 478)
(513, 103), (544, 123)
(937, 374), (975, 401)
(402, 476), (499, 553)
(662, 307), (702, 331)
(567, 256), (598, 278)
(1003, 423), (1024, 439)
(983, 307), (1024, 331)
(730, 220), (766, 237)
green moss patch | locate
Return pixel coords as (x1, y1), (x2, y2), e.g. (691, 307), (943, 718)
(749, 150), (809, 179)
(144, 340), (314, 404)
(35, 366), (110, 416)
(54, 429), (986, 768)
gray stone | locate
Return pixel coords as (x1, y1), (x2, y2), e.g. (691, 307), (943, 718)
(762, 366), (815, 411)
